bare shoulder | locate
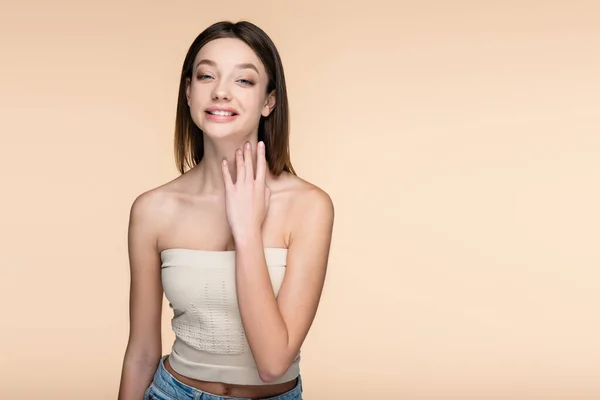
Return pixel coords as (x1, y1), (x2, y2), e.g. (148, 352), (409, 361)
(296, 178), (333, 218)
(275, 173), (335, 233)
(128, 178), (183, 239)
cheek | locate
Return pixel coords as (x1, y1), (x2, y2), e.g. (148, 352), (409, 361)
(187, 87), (210, 126)
(189, 84), (207, 103)
(232, 92), (263, 118)
(246, 92), (267, 112)
(188, 90), (213, 118)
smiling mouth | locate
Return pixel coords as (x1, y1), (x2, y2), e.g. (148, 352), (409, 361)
(206, 110), (238, 116)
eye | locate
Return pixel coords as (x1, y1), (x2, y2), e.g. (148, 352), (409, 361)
(197, 74), (213, 80)
(238, 79), (255, 86)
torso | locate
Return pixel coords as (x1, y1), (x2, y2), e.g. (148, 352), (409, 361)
(150, 168), (315, 398)
(156, 169), (301, 253)
(163, 356), (297, 398)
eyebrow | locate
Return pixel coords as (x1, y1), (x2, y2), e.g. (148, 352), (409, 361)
(195, 59), (259, 75)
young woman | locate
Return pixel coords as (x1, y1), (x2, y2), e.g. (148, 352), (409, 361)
(117, 20), (334, 400)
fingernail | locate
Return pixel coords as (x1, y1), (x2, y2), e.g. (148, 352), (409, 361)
(259, 141), (264, 148)
(246, 142), (251, 149)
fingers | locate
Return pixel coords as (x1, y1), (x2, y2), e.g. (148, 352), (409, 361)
(243, 142), (254, 181)
(235, 148), (245, 182)
(231, 142), (264, 184)
(222, 159), (234, 190)
(256, 141), (267, 184)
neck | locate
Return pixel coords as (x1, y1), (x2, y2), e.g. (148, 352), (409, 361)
(194, 134), (263, 193)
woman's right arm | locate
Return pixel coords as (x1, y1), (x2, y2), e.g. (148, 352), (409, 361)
(118, 192), (165, 400)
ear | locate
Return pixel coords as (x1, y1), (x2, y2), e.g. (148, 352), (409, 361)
(261, 91), (276, 117)
(185, 77), (191, 106)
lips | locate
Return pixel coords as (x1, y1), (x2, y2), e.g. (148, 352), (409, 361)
(205, 106), (238, 116)
(204, 106), (239, 123)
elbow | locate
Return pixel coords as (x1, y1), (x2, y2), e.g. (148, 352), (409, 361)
(258, 363), (289, 384)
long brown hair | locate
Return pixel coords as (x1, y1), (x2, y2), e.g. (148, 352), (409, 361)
(173, 20), (296, 176)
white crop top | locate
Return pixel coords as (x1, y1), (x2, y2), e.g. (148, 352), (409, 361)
(160, 247), (300, 385)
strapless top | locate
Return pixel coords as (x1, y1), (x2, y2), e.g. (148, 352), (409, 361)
(160, 247), (300, 385)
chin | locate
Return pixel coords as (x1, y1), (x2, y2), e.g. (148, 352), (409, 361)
(192, 110), (256, 141)
(200, 121), (246, 140)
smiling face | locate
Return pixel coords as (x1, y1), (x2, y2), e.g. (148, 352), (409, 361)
(185, 38), (276, 141)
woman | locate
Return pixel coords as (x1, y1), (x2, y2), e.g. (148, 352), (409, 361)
(117, 20), (334, 400)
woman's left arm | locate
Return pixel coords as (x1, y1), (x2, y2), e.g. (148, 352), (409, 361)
(234, 188), (334, 383)
(222, 142), (334, 383)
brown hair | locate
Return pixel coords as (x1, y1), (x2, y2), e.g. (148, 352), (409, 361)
(173, 20), (296, 176)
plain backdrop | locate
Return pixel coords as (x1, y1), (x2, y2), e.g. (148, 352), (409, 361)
(1, 1), (599, 399)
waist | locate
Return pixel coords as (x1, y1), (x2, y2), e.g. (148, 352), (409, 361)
(163, 355), (301, 398)
(168, 338), (301, 386)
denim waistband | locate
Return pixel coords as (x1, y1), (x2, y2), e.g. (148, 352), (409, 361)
(149, 355), (302, 400)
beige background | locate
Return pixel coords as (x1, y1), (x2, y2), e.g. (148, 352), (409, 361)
(1, 1), (599, 399)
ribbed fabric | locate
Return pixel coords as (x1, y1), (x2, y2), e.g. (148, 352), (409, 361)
(160, 247), (300, 385)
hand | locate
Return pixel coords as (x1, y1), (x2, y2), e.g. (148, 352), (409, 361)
(222, 141), (271, 240)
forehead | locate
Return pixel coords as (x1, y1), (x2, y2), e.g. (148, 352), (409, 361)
(195, 38), (265, 74)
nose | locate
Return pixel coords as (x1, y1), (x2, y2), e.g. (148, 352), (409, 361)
(211, 81), (231, 101)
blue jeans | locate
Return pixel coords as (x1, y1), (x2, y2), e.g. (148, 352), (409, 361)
(144, 356), (303, 400)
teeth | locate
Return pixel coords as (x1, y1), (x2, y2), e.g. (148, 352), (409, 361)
(210, 110), (234, 116)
